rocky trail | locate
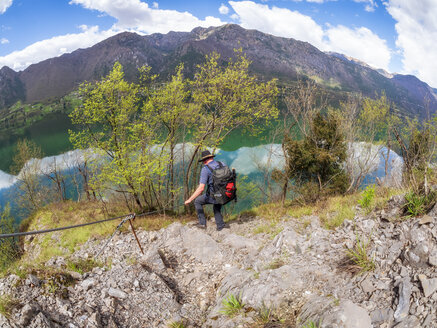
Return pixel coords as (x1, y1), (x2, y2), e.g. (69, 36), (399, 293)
(0, 195), (436, 327)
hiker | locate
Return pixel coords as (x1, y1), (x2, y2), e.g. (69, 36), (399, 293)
(185, 150), (231, 231)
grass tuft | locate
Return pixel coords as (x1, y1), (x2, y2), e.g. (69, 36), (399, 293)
(66, 258), (103, 275)
(344, 234), (375, 274)
(402, 190), (437, 217)
(301, 320), (321, 328)
(220, 293), (245, 317)
(167, 321), (185, 328)
(255, 302), (273, 325)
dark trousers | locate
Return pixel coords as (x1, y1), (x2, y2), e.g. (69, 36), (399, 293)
(194, 194), (224, 229)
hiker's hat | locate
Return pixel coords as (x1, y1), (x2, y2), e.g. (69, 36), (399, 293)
(199, 150), (215, 162)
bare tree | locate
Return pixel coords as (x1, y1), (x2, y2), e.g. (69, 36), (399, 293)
(339, 93), (392, 191)
(10, 139), (47, 212)
(43, 157), (67, 202)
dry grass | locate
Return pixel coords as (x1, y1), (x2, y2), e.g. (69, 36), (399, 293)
(0, 295), (20, 318)
(316, 193), (360, 229)
(13, 200), (194, 271)
(233, 187), (405, 232)
(252, 202), (290, 221)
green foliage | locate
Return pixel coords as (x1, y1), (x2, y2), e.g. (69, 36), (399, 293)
(220, 293), (245, 317)
(358, 185), (375, 214)
(191, 50), (278, 148)
(404, 191), (426, 217)
(183, 50), (278, 200)
(358, 93), (390, 142)
(403, 190), (436, 217)
(285, 112), (348, 202)
(70, 62), (169, 210)
(69, 53), (279, 212)
(345, 234), (375, 274)
(401, 127), (433, 194)
(406, 128), (430, 173)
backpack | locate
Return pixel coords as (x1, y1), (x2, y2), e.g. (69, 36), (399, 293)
(206, 162), (237, 205)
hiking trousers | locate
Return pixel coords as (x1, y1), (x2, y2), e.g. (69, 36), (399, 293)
(194, 194), (225, 229)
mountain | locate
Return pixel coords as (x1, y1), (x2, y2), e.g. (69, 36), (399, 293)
(0, 66), (25, 108)
(1, 24), (437, 118)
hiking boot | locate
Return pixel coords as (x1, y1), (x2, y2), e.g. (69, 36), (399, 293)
(194, 223), (206, 229)
(217, 223), (230, 231)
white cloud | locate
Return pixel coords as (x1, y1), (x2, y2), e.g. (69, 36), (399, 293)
(219, 4), (230, 15)
(386, 0), (437, 87)
(229, 1), (325, 49)
(0, 0), (12, 14)
(354, 0), (377, 12)
(229, 1), (391, 70)
(0, 26), (116, 71)
(324, 25), (391, 69)
(1, 37), (9, 44)
(0, 0), (225, 71)
(69, 0), (224, 34)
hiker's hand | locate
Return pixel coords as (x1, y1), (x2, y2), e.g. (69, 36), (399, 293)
(184, 200), (191, 205)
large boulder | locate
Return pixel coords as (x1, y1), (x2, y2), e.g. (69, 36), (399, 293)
(181, 227), (223, 263)
(299, 296), (372, 328)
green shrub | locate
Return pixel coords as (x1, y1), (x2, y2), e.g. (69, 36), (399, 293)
(404, 191), (426, 217)
(284, 112), (349, 203)
(403, 191), (436, 217)
(358, 185), (375, 213)
(220, 293), (245, 317)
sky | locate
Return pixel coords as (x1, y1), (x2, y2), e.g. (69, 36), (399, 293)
(0, 0), (436, 88)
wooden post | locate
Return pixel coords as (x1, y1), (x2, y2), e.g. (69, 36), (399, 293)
(128, 214), (144, 255)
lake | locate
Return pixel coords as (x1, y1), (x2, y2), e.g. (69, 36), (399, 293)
(0, 143), (402, 224)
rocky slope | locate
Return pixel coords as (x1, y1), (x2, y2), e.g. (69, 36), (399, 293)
(0, 24), (436, 118)
(0, 67), (25, 109)
(0, 195), (436, 327)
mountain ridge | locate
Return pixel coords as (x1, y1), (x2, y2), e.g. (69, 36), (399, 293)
(1, 24), (436, 118)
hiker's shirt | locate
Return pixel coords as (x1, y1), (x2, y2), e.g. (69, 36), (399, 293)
(199, 160), (221, 203)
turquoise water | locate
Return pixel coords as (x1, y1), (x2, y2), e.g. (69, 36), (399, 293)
(0, 143), (402, 225)
(0, 113), (74, 172)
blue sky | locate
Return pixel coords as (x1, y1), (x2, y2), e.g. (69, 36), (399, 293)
(0, 0), (436, 87)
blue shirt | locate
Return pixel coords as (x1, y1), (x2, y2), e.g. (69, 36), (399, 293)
(200, 160), (221, 195)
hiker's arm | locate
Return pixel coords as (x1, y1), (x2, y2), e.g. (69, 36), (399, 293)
(185, 184), (205, 204)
